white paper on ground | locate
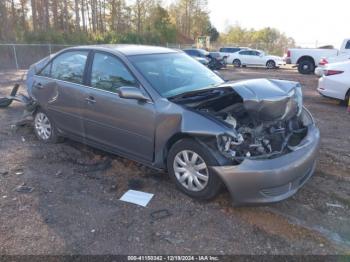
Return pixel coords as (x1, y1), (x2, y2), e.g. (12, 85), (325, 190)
(119, 190), (154, 207)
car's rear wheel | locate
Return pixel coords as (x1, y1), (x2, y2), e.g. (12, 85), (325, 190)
(266, 60), (276, 69)
(167, 138), (222, 200)
(298, 60), (315, 74)
(34, 109), (62, 143)
(233, 59), (241, 68)
(341, 89), (350, 106)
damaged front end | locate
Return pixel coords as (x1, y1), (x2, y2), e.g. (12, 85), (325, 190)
(171, 79), (309, 164)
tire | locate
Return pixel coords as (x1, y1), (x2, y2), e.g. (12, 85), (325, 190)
(167, 138), (222, 200)
(266, 60), (276, 69)
(298, 59), (315, 74)
(233, 59), (241, 68)
(34, 109), (62, 143)
(341, 89), (350, 106)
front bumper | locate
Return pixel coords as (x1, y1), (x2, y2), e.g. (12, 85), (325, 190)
(210, 109), (320, 205)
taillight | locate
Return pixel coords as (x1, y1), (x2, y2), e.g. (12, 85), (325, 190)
(287, 50), (291, 58)
(324, 70), (344, 76)
(319, 58), (328, 66)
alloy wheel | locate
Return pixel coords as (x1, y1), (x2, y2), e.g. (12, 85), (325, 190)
(267, 61), (275, 69)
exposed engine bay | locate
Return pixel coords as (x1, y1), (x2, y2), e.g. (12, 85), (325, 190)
(170, 79), (308, 163)
(210, 102), (307, 162)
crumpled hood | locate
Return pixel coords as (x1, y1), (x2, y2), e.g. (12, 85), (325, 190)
(221, 78), (303, 121)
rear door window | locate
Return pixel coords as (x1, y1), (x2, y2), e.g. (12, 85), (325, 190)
(90, 52), (137, 93)
(46, 51), (89, 84)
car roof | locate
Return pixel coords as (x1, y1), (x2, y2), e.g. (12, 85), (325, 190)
(66, 44), (178, 56)
(184, 48), (204, 51)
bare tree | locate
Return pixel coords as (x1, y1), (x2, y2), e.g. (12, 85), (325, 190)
(52, 0), (59, 29)
(19, 0), (27, 31)
(44, 0), (50, 30)
(31, 0), (38, 31)
(74, 0), (80, 30)
(81, 0), (86, 31)
(63, 0), (69, 32)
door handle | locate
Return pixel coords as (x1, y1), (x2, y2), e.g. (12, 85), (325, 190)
(34, 82), (43, 89)
(85, 96), (96, 104)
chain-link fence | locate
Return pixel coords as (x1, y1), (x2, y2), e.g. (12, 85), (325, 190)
(0, 44), (73, 71)
(1, 43), (197, 71)
(1, 42), (300, 71)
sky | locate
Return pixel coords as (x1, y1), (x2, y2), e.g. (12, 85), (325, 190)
(207, 0), (349, 48)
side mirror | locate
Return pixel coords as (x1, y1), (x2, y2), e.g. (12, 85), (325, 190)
(117, 86), (150, 102)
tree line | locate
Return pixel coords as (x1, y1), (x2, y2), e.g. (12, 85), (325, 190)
(0, 0), (295, 55)
(220, 25), (296, 56)
(0, 0), (218, 45)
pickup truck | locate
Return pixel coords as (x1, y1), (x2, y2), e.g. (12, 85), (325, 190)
(286, 38), (350, 74)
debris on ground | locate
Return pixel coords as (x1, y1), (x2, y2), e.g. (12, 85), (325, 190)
(109, 184), (118, 192)
(14, 169), (24, 175)
(164, 237), (184, 245)
(14, 183), (34, 193)
(150, 209), (172, 221)
(55, 170), (63, 177)
(0, 171), (8, 176)
(119, 190), (154, 207)
(15, 115), (34, 127)
(326, 203), (344, 209)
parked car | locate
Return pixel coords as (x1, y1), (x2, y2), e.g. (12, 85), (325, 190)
(316, 53), (350, 76)
(26, 45), (320, 205)
(286, 38), (350, 74)
(227, 49), (285, 69)
(219, 47), (247, 57)
(183, 48), (210, 65)
(317, 60), (350, 105)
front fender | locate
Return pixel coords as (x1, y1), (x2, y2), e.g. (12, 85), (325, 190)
(153, 99), (234, 168)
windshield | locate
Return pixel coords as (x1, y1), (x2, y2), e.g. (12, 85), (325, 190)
(129, 52), (224, 98)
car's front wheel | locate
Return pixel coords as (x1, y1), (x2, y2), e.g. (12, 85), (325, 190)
(34, 109), (62, 143)
(266, 60), (276, 69)
(167, 139), (222, 200)
(233, 59), (241, 68)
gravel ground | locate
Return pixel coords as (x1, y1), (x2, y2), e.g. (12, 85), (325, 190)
(0, 67), (349, 255)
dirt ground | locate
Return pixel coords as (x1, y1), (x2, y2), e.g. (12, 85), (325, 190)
(0, 67), (349, 255)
